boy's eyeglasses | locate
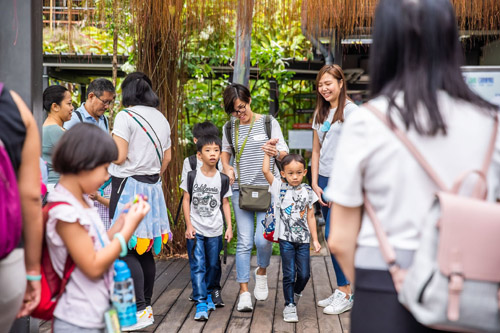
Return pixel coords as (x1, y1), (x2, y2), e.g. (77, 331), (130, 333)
(231, 103), (246, 116)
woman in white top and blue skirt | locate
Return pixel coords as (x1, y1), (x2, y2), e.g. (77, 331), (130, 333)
(109, 72), (172, 331)
(311, 64), (358, 314)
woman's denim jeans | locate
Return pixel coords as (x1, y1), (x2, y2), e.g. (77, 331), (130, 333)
(232, 190), (273, 283)
(187, 234), (223, 304)
(279, 240), (310, 306)
(318, 175), (350, 287)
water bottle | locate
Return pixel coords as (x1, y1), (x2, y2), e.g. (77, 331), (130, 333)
(112, 260), (137, 327)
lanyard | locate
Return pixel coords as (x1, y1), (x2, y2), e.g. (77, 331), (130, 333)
(234, 115), (256, 164)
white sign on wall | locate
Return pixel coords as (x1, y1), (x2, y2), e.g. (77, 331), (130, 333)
(462, 66), (500, 106)
(288, 130), (313, 150)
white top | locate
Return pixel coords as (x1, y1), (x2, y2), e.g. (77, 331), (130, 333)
(180, 156), (223, 185)
(222, 115), (288, 190)
(109, 105), (171, 178)
(269, 178), (318, 243)
(325, 92), (500, 267)
(312, 101), (358, 176)
(180, 170), (232, 237)
(46, 185), (113, 329)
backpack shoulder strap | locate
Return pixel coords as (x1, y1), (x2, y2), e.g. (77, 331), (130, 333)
(188, 154), (198, 171)
(264, 115), (272, 139)
(75, 110), (84, 123)
(103, 115), (109, 130)
(224, 120), (235, 156)
(220, 173), (230, 203)
(187, 170), (197, 202)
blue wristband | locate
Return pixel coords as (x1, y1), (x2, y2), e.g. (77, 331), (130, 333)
(114, 233), (128, 257)
(26, 274), (42, 281)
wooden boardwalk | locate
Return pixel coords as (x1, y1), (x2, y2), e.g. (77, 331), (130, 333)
(39, 255), (350, 333)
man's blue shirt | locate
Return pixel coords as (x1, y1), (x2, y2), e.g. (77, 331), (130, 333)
(64, 103), (109, 132)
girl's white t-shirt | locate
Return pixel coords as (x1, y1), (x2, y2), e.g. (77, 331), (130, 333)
(109, 105), (171, 178)
(324, 92), (500, 268)
(46, 185), (113, 329)
(312, 102), (358, 177)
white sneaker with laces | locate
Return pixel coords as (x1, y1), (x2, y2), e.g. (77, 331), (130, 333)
(254, 267), (269, 301)
(323, 290), (353, 315)
(237, 291), (253, 312)
(283, 304), (299, 322)
(121, 308), (154, 331)
(317, 289), (343, 307)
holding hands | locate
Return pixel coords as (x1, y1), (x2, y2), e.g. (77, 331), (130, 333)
(261, 138), (279, 157)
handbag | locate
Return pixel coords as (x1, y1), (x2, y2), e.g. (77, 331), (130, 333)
(363, 103), (500, 332)
(234, 115), (271, 212)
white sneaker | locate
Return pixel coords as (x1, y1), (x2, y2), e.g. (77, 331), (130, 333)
(122, 308), (155, 331)
(146, 305), (154, 323)
(317, 289), (343, 307)
(283, 304), (299, 322)
(294, 293), (302, 306)
(254, 267), (269, 301)
(323, 291), (353, 315)
(237, 291), (253, 312)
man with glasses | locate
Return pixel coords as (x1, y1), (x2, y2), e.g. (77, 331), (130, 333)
(64, 78), (116, 132)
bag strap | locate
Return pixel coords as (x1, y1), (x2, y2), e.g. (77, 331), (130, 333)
(75, 110), (84, 123)
(225, 121), (235, 157)
(235, 115), (256, 188)
(220, 173), (230, 264)
(187, 169), (197, 203)
(123, 109), (163, 167)
(188, 154), (198, 171)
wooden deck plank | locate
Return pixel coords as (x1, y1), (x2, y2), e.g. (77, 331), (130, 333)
(151, 259), (188, 305)
(249, 255), (280, 333)
(311, 256), (343, 333)
(151, 260), (191, 316)
(296, 259), (320, 333)
(154, 258), (172, 280)
(225, 256), (258, 333)
(273, 260), (295, 333)
(178, 256), (236, 333)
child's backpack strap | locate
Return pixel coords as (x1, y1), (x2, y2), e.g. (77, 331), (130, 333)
(187, 169), (197, 203)
(188, 154), (198, 171)
(220, 173), (230, 203)
(219, 172), (230, 265)
(224, 120), (235, 156)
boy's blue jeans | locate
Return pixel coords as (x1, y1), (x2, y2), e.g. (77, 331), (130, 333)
(279, 240), (311, 306)
(318, 175), (350, 287)
(187, 234), (223, 304)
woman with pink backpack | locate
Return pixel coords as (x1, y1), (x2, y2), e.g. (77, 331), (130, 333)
(326, 0), (500, 332)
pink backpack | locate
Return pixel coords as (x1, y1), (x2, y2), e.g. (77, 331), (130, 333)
(0, 83), (23, 260)
(364, 104), (500, 332)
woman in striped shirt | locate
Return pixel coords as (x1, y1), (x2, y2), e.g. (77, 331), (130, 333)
(221, 83), (288, 312)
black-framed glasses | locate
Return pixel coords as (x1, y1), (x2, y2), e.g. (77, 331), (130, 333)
(231, 103), (246, 116)
(95, 95), (115, 106)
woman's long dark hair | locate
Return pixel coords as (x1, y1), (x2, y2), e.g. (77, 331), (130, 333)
(369, 0), (497, 136)
(314, 65), (349, 126)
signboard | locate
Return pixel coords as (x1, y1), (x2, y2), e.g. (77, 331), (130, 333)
(462, 66), (500, 106)
(288, 130), (313, 150)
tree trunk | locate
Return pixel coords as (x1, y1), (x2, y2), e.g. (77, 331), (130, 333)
(233, 0), (254, 86)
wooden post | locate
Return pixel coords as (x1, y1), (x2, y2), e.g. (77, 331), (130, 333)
(110, 0), (119, 131)
(49, 0), (54, 33)
(233, 0), (254, 87)
(67, 0), (72, 52)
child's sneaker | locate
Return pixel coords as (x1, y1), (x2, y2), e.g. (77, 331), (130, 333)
(146, 305), (154, 323)
(194, 303), (209, 321)
(283, 304), (299, 322)
(294, 293), (302, 306)
(323, 291), (353, 315)
(207, 294), (216, 311)
(211, 288), (225, 307)
(122, 308), (154, 331)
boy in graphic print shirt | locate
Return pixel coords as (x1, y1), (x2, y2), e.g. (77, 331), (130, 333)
(180, 135), (233, 321)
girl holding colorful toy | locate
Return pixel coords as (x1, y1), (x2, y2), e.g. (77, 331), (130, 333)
(46, 123), (150, 332)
